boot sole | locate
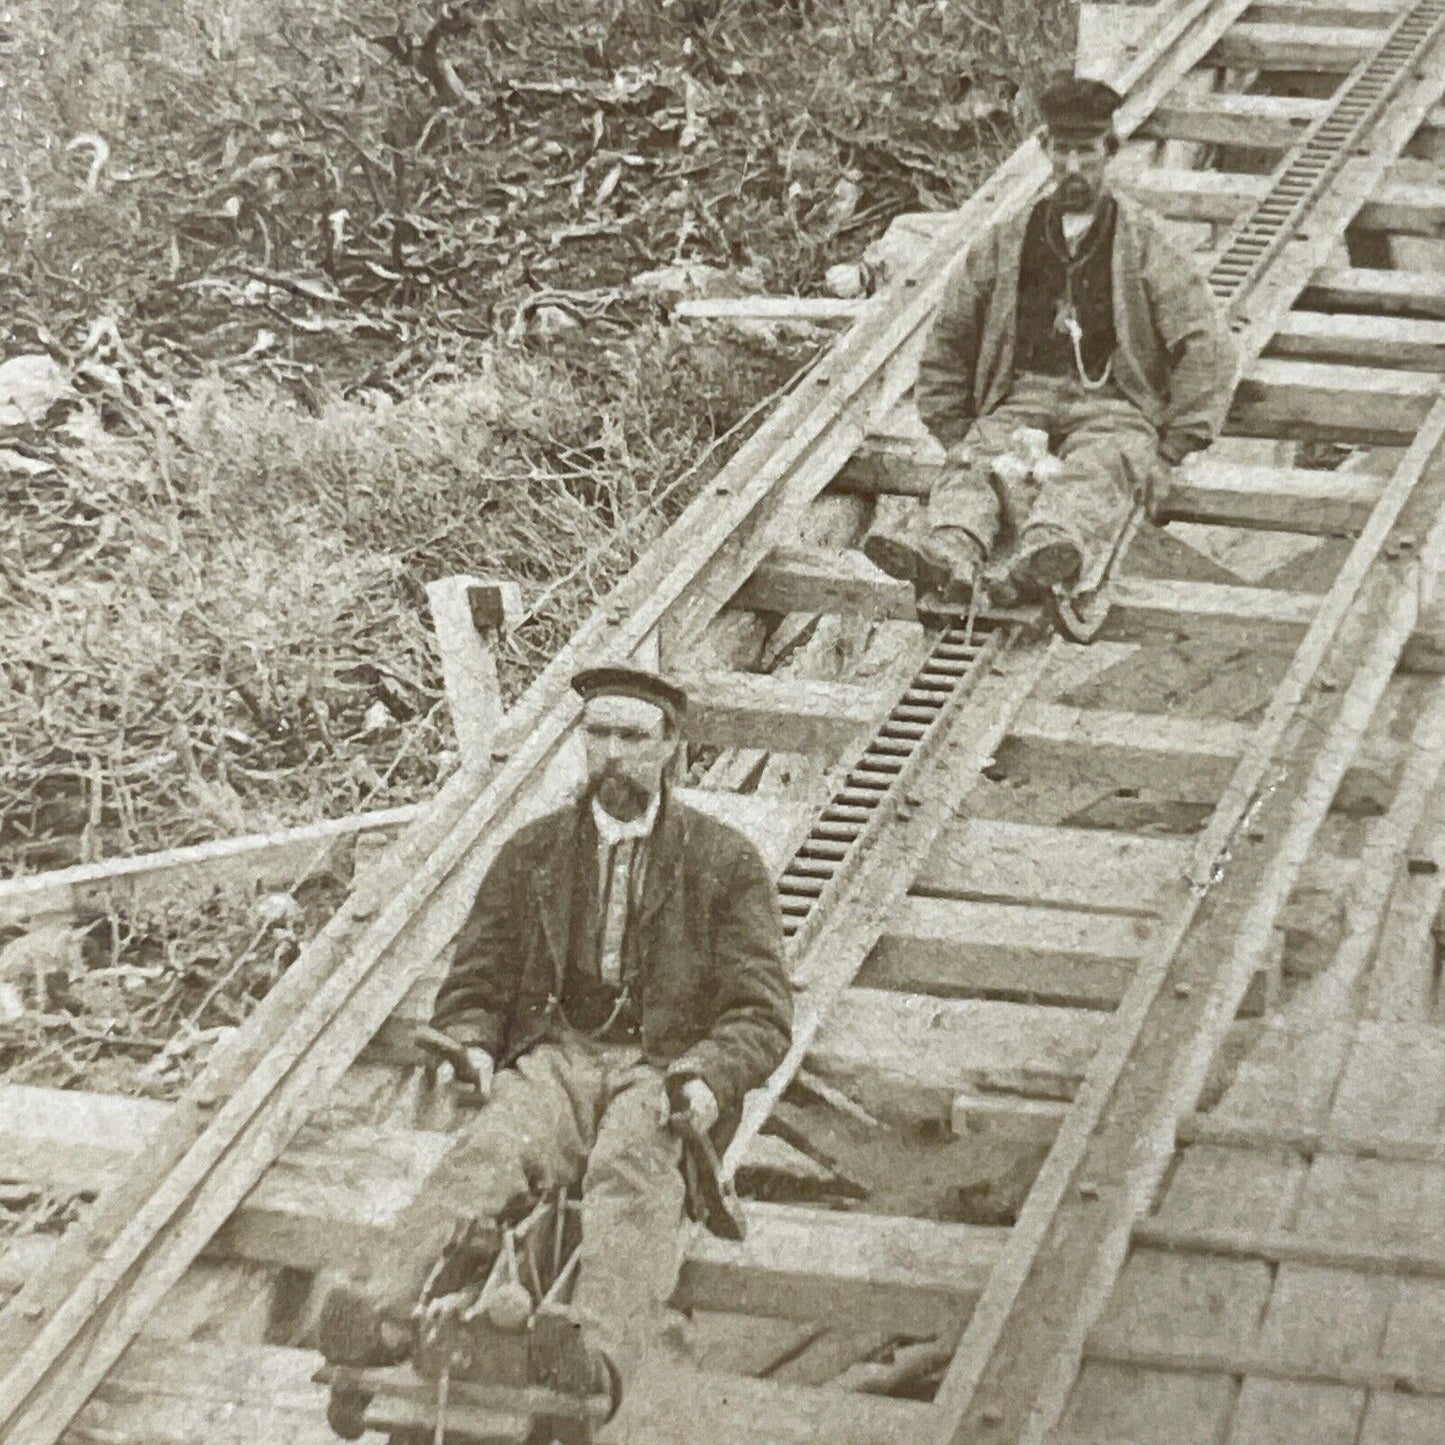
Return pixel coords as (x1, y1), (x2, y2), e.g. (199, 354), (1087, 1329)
(1021, 540), (1083, 589)
(861, 530), (922, 586)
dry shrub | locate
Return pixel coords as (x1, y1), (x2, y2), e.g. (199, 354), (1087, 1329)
(0, 320), (802, 871)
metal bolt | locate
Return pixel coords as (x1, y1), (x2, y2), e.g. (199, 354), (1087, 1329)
(1174, 982), (1192, 999)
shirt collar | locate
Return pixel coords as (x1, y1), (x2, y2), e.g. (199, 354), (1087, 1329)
(591, 789), (661, 847)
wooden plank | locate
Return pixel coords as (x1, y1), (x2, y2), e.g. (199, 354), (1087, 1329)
(1131, 1219), (1445, 1277)
(677, 1204), (1003, 1336)
(1126, 166), (1445, 236)
(1104, 576), (1321, 649)
(1302, 265), (1445, 318)
(1207, 21), (1376, 68)
(1053, 1360), (1238, 1445)
(425, 576), (520, 771)
(1086, 1335), (1445, 1397)
(1004, 700), (1395, 813)
(1004, 703), (1248, 801)
(1245, 0), (1405, 24)
(812, 988), (1106, 1113)
(1229, 359), (1439, 444)
(0, 1087), (450, 1273)
(1159, 458), (1382, 533)
(1141, 90), (1328, 147)
(1360, 1396), (1445, 1445)
(678, 670), (882, 756)
(914, 818), (1191, 914)
(70, 1339), (339, 1445)
(617, 1359), (933, 1445)
(74, 1337), (931, 1445)
(862, 895), (1150, 1007)
(1177, 1113), (1445, 1162)
(927, 396), (1445, 1444)
(0, 803), (424, 930)
(673, 297), (865, 323)
(729, 545), (915, 620)
(1269, 311), (1445, 369)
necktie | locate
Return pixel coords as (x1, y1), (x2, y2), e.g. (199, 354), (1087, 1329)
(597, 840), (634, 987)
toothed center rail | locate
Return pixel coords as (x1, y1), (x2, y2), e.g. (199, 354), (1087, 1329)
(1209, 0), (1445, 305)
(774, 621), (1008, 949)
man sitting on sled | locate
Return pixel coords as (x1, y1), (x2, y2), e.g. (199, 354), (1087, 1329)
(864, 74), (1238, 608)
(318, 665), (793, 1428)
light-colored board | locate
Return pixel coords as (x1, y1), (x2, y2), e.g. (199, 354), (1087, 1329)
(811, 988), (1106, 1114)
(1125, 166), (1445, 237)
(1159, 458), (1381, 535)
(1004, 700), (1396, 813)
(1089, 1248), (1273, 1358)
(69, 1340), (340, 1445)
(1302, 265), (1445, 318)
(0, 1088), (996, 1337)
(1246, 0), (1406, 23)
(1253, 1261), (1394, 1375)
(0, 804), (424, 931)
(912, 818), (1190, 915)
(677, 1204), (1002, 1336)
(1227, 1380), (1366, 1445)
(1105, 576), (1321, 648)
(612, 1358), (932, 1445)
(728, 545), (915, 621)
(1230, 359), (1440, 445)
(1269, 311), (1445, 370)
(1359, 1395), (1445, 1445)
(1053, 1360), (1237, 1445)
(678, 670), (882, 757)
(1143, 88), (1329, 146)
(862, 895), (1150, 1007)
(1207, 21), (1378, 69)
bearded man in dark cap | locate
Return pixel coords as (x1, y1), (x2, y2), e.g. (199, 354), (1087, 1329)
(319, 666), (791, 1418)
(865, 73), (1237, 603)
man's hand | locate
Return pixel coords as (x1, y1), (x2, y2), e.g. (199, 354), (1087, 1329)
(664, 1075), (719, 1134)
(436, 1046), (494, 1102)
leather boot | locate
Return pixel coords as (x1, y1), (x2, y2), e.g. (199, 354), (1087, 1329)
(1011, 524), (1083, 591)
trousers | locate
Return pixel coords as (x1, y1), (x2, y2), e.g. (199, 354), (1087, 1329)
(927, 372), (1162, 584)
(365, 1032), (686, 1386)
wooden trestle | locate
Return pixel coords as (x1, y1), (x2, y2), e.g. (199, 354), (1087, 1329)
(3, 0), (1445, 1440)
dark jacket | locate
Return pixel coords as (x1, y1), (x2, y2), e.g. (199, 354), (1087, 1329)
(431, 790), (793, 1138)
(915, 191), (1238, 466)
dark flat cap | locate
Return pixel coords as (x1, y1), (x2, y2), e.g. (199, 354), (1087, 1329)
(1037, 76), (1123, 139)
(572, 664), (688, 720)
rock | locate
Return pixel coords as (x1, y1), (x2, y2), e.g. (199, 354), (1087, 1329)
(361, 700), (393, 735)
(825, 263), (869, 300)
(0, 354), (67, 428)
(255, 892), (303, 928)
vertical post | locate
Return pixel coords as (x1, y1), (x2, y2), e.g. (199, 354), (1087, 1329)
(425, 576), (523, 772)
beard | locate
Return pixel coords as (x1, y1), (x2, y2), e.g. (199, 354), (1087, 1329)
(1055, 176), (1099, 212)
(587, 770), (655, 822)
